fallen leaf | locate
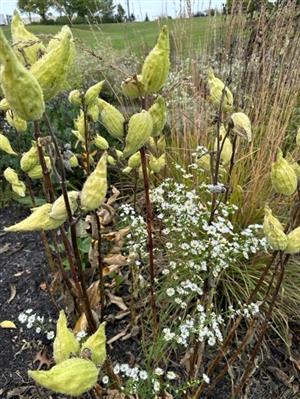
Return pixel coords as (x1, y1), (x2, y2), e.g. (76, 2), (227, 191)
(108, 293), (128, 311)
(33, 347), (53, 369)
(73, 313), (88, 334)
(107, 326), (130, 345)
(102, 263), (124, 276)
(13, 271), (25, 277)
(106, 186), (120, 206)
(7, 284), (16, 304)
(106, 389), (135, 399)
(104, 254), (127, 266)
(87, 280), (100, 308)
(39, 281), (47, 291)
(0, 242), (10, 254)
(0, 320), (16, 329)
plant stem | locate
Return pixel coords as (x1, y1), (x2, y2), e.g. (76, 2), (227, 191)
(95, 211), (105, 322)
(139, 146), (158, 339)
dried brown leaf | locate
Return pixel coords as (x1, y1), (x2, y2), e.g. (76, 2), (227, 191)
(33, 348), (53, 369)
(87, 280), (100, 309)
(7, 284), (16, 304)
(107, 325), (130, 345)
(108, 293), (128, 311)
(104, 254), (127, 266)
(106, 186), (120, 206)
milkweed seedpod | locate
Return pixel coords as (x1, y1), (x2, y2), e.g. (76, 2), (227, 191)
(6, 110), (27, 133)
(0, 29), (44, 121)
(128, 152), (141, 169)
(3, 167), (26, 197)
(123, 110), (153, 158)
(31, 26), (74, 102)
(85, 80), (104, 106)
(197, 153), (211, 171)
(141, 25), (170, 94)
(28, 156), (52, 180)
(20, 142), (39, 172)
(214, 133), (233, 165)
(107, 155), (116, 166)
(231, 112), (252, 142)
(74, 111), (85, 140)
(81, 322), (106, 367)
(149, 95), (167, 137)
(0, 133), (17, 155)
(207, 68), (233, 112)
(11, 10), (46, 66)
(271, 149), (297, 196)
(122, 166), (132, 174)
(286, 153), (300, 178)
(47, 25), (76, 64)
(0, 98), (10, 111)
(157, 135), (166, 154)
(263, 206), (287, 251)
(121, 74), (145, 98)
(286, 227), (300, 254)
(98, 99), (125, 140)
(94, 135), (109, 150)
(28, 358), (99, 397)
(80, 152), (107, 211)
(69, 154), (79, 168)
(68, 90), (82, 106)
(4, 203), (65, 232)
(115, 149), (123, 159)
(53, 310), (80, 364)
(149, 153), (166, 173)
(296, 127), (300, 146)
(147, 136), (157, 154)
(87, 103), (99, 122)
(49, 191), (79, 221)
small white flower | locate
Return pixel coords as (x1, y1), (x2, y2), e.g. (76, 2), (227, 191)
(154, 367), (164, 376)
(139, 370), (148, 380)
(203, 373), (210, 384)
(102, 376), (109, 384)
(25, 309), (33, 314)
(76, 330), (88, 340)
(113, 364), (120, 374)
(46, 331), (55, 340)
(153, 380), (160, 392)
(35, 327), (41, 334)
(166, 371), (176, 380)
(166, 288), (175, 297)
(18, 313), (27, 324)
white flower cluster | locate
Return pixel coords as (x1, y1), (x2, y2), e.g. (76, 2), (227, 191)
(18, 309), (54, 340)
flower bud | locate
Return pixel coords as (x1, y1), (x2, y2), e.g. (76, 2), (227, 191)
(231, 112), (252, 142)
(28, 358), (99, 397)
(85, 81), (104, 106)
(98, 99), (125, 140)
(94, 135), (109, 150)
(123, 110), (153, 158)
(6, 110), (27, 133)
(3, 167), (26, 197)
(11, 10), (46, 66)
(263, 206), (287, 251)
(80, 152), (107, 211)
(0, 133), (17, 155)
(68, 90), (82, 106)
(207, 68), (233, 112)
(286, 227), (300, 254)
(53, 310), (80, 364)
(121, 74), (145, 98)
(271, 149), (297, 196)
(31, 26), (75, 101)
(128, 152), (141, 169)
(0, 29), (44, 121)
(141, 26), (170, 94)
(50, 191), (79, 221)
(149, 96), (167, 137)
(81, 322), (106, 367)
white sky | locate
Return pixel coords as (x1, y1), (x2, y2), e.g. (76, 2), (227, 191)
(0, 0), (224, 19)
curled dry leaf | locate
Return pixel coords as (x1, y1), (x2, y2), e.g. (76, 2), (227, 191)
(106, 389), (135, 399)
(0, 320), (16, 329)
(98, 204), (115, 225)
(73, 309), (99, 334)
(87, 280), (101, 309)
(7, 284), (16, 304)
(106, 186), (120, 206)
(107, 293), (128, 311)
(104, 254), (127, 266)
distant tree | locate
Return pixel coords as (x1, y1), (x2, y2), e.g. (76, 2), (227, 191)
(53, 0), (76, 19)
(145, 13), (150, 21)
(18, 0), (53, 21)
(129, 12), (136, 21)
(115, 3), (126, 22)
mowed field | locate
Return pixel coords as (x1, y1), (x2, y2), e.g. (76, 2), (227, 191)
(1, 17), (221, 54)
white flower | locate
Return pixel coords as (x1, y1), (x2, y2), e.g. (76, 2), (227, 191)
(154, 367), (164, 376)
(203, 373), (210, 384)
(102, 376), (109, 384)
(46, 331), (55, 340)
(113, 364), (120, 374)
(35, 327), (41, 334)
(139, 370), (148, 380)
(25, 309), (33, 314)
(76, 330), (88, 340)
(166, 371), (176, 380)
(18, 313), (27, 324)
(153, 380), (160, 392)
(166, 288), (175, 297)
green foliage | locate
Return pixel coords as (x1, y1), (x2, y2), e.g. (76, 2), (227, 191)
(18, 0), (53, 21)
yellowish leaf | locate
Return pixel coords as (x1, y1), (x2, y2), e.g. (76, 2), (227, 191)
(0, 320), (17, 329)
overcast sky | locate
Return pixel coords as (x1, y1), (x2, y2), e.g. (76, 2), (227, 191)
(0, 0), (224, 19)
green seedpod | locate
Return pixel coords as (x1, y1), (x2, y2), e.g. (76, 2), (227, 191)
(107, 155), (116, 166)
(263, 206), (287, 251)
(3, 167), (26, 197)
(147, 136), (157, 154)
(149, 153), (166, 173)
(28, 358), (99, 397)
(87, 103), (99, 122)
(121, 74), (145, 98)
(53, 310), (80, 364)
(98, 99), (125, 140)
(286, 226), (300, 254)
(197, 153), (211, 171)
(85, 80), (104, 106)
(81, 322), (106, 367)
(214, 132), (233, 165)
(49, 191), (79, 221)
(0, 98), (10, 111)
(149, 96), (167, 136)
(74, 110), (85, 139)
(122, 166), (132, 174)
(128, 152), (141, 169)
(286, 153), (300, 178)
(6, 110), (27, 133)
(138, 164), (152, 180)
(94, 135), (109, 150)
(28, 156), (52, 180)
(141, 26), (170, 94)
(271, 149), (297, 196)
(157, 135), (166, 154)
(123, 110), (153, 158)
(115, 149), (123, 159)
(68, 90), (82, 106)
(4, 203), (65, 232)
(296, 127), (300, 146)
(207, 68), (233, 112)
(69, 154), (79, 168)
(0, 133), (17, 155)
(11, 10), (46, 66)
(31, 26), (74, 101)
(80, 152), (107, 211)
(47, 25), (76, 64)
(0, 29), (44, 121)
(231, 112), (252, 142)
(20, 142), (39, 172)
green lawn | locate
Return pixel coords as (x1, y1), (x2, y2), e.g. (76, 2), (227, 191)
(1, 17), (221, 55)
